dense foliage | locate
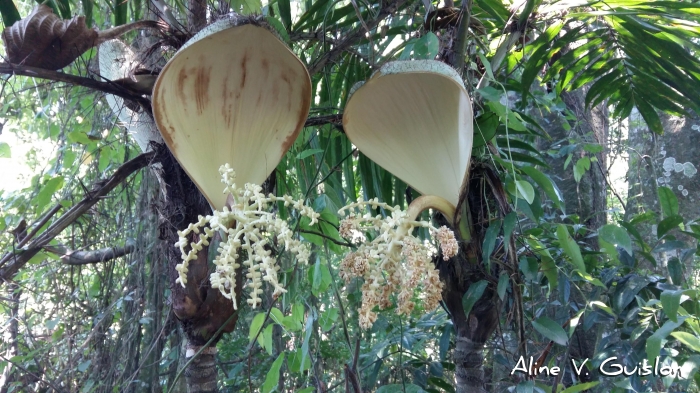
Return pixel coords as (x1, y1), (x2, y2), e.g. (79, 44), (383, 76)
(0, 0), (699, 392)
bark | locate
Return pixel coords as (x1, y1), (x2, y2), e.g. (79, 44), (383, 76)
(184, 347), (218, 393)
(436, 164), (514, 393)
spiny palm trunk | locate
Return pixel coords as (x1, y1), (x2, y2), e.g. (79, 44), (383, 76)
(184, 347), (218, 393)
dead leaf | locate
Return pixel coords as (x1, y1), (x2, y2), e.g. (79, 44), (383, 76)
(2, 5), (99, 70)
(2, 5), (163, 70)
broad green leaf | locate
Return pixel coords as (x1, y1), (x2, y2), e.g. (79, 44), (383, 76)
(657, 215), (683, 238)
(556, 225), (586, 272)
(473, 111), (499, 148)
(515, 180), (535, 204)
(262, 353), (285, 393)
(482, 219), (502, 267)
(413, 32), (439, 60)
(661, 289), (683, 323)
(308, 261), (332, 296)
(249, 312), (266, 343)
(0, 142), (10, 158)
(658, 186), (679, 217)
(515, 380), (534, 393)
(376, 384), (427, 393)
(668, 257), (683, 285)
(296, 388), (315, 393)
(288, 348), (312, 372)
(671, 332), (700, 353)
(269, 307), (285, 325)
(598, 224), (633, 256)
(428, 377), (455, 393)
(532, 316), (568, 346)
(262, 324), (274, 355)
(647, 318), (685, 363)
(439, 324), (451, 361)
(297, 149), (324, 160)
(278, 0), (292, 29)
(573, 157), (591, 183)
(560, 382), (600, 393)
(462, 280), (488, 317)
(520, 166), (564, 210)
(35, 176), (64, 210)
(232, 0), (262, 14)
(319, 308), (338, 332)
(502, 212), (517, 253)
(612, 275), (650, 313)
(497, 272), (509, 301)
(541, 256), (558, 288)
(77, 360), (91, 372)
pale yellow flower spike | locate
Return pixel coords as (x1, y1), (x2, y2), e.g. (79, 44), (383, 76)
(338, 199), (458, 329)
(175, 164), (320, 310)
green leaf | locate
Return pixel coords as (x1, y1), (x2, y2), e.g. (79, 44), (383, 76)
(598, 224), (633, 256)
(661, 289), (683, 323)
(515, 180), (535, 204)
(376, 384), (427, 393)
(262, 353), (285, 393)
(35, 176), (64, 210)
(520, 21), (565, 97)
(482, 218), (501, 267)
(77, 360), (91, 372)
(0, 141), (10, 158)
(428, 377), (455, 393)
(532, 316), (568, 346)
(658, 186), (679, 217)
(292, 302), (304, 325)
(473, 111), (499, 148)
(462, 280), (488, 317)
(671, 332), (700, 353)
(613, 275), (651, 313)
(249, 312), (266, 343)
(288, 348), (312, 372)
(497, 272), (509, 301)
(262, 324), (274, 355)
(515, 381), (534, 393)
(557, 225), (586, 272)
(668, 257), (683, 285)
(657, 215), (683, 238)
(413, 32), (439, 60)
(319, 308), (338, 332)
(0, 0), (21, 27)
(502, 212), (517, 253)
(297, 148), (324, 160)
(232, 0), (262, 14)
(308, 261), (332, 296)
(277, 0), (292, 29)
(647, 318), (685, 363)
(635, 96), (664, 134)
(296, 388), (315, 393)
(269, 307), (285, 325)
(560, 382), (600, 393)
(573, 157), (591, 183)
(520, 166), (564, 210)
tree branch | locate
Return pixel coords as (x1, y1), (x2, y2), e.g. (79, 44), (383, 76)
(0, 63), (151, 108)
(307, 0), (408, 76)
(43, 240), (137, 265)
(304, 114), (343, 128)
(0, 151), (157, 284)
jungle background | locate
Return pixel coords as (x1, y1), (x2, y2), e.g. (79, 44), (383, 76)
(0, 0), (699, 392)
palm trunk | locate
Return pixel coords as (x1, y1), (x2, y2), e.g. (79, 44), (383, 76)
(184, 346), (218, 393)
(454, 336), (488, 393)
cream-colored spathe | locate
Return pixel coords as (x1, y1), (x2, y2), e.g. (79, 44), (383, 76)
(343, 60), (473, 207)
(152, 19), (311, 210)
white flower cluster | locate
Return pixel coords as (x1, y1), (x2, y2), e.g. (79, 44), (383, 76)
(175, 164), (319, 309)
(337, 198), (458, 329)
